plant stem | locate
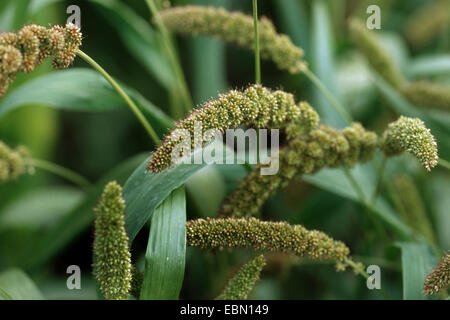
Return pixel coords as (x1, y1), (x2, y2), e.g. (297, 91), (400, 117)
(252, 0), (261, 164)
(344, 257), (391, 300)
(302, 67), (353, 124)
(252, 0), (261, 85)
(76, 50), (161, 146)
(26, 158), (91, 189)
(372, 156), (387, 203)
(145, 0), (193, 116)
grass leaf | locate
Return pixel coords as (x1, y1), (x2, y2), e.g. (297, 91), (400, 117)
(397, 242), (437, 300)
(310, 0), (347, 128)
(0, 269), (44, 300)
(0, 69), (173, 135)
(124, 140), (236, 242)
(140, 187), (186, 300)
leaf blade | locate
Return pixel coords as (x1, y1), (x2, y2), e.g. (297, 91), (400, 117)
(140, 187), (186, 300)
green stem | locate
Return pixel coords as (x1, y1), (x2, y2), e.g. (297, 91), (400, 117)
(76, 50), (160, 146)
(26, 158), (91, 189)
(303, 67), (353, 124)
(252, 0), (261, 164)
(252, 0), (261, 85)
(372, 156), (387, 203)
(146, 0), (193, 116)
(344, 258), (391, 300)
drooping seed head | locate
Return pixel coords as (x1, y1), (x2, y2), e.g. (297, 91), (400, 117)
(159, 5), (307, 74)
(186, 217), (350, 263)
(379, 116), (438, 171)
(148, 85), (319, 173)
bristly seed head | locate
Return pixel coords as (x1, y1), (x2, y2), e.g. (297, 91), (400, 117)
(93, 181), (132, 300)
(158, 5), (307, 74)
(0, 23), (82, 97)
(216, 255), (266, 300)
(379, 116), (438, 171)
(423, 252), (449, 296)
(186, 217), (351, 264)
(0, 141), (30, 183)
(148, 85), (319, 173)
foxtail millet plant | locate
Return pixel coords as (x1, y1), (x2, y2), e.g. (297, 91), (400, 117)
(423, 252), (449, 296)
(215, 255), (266, 300)
(0, 23), (82, 96)
(158, 5), (307, 74)
(93, 181), (132, 300)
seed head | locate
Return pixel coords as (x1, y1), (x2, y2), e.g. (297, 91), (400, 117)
(0, 141), (29, 183)
(379, 116), (438, 171)
(93, 181), (132, 300)
(148, 85), (319, 172)
(0, 23), (82, 96)
(159, 5), (307, 74)
(216, 255), (266, 300)
(186, 217), (350, 263)
(423, 252), (449, 296)
(401, 81), (450, 112)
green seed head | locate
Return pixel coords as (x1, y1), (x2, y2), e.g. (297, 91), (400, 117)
(0, 23), (82, 96)
(379, 116), (438, 171)
(216, 255), (266, 300)
(186, 217), (350, 263)
(93, 181), (132, 300)
(401, 81), (450, 112)
(148, 85), (319, 172)
(159, 5), (307, 74)
(0, 141), (29, 183)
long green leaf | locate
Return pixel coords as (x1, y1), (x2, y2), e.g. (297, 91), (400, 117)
(0, 269), (43, 300)
(311, 0), (347, 128)
(407, 54), (450, 78)
(140, 187), (186, 300)
(0, 186), (84, 231)
(397, 242), (437, 300)
(0, 69), (173, 135)
(124, 141), (236, 241)
(303, 164), (412, 237)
